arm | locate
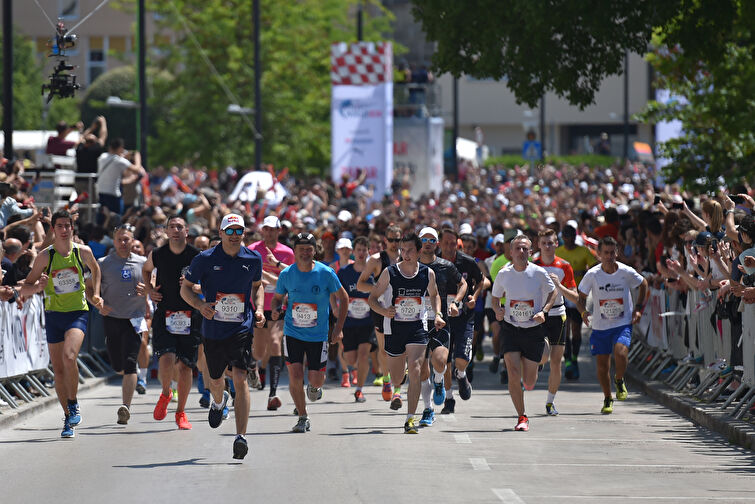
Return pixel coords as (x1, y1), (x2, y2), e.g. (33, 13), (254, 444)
(356, 255), (378, 293)
(270, 292), (285, 320)
(576, 292), (590, 326)
(180, 279), (216, 320)
(551, 273), (579, 304)
(96, 116), (107, 146)
(426, 269), (445, 329)
(448, 275), (467, 317)
(367, 269), (393, 318)
(682, 200), (707, 231)
(330, 286), (349, 342)
(141, 251), (163, 302)
(252, 279), (265, 327)
(534, 287), (558, 324)
(80, 246), (104, 310)
(632, 278), (649, 324)
(467, 274), (488, 309)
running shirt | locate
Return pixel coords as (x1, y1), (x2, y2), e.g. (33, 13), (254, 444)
(99, 251), (147, 319)
(440, 249), (483, 318)
(555, 244), (596, 286)
(385, 263), (430, 333)
(249, 240), (294, 310)
(578, 262), (644, 331)
(152, 243), (199, 312)
(485, 254), (508, 308)
(534, 256), (576, 316)
(184, 245), (263, 340)
(421, 257), (461, 319)
(491, 262), (555, 328)
(44, 244), (88, 312)
(338, 263), (372, 328)
(275, 261), (343, 342)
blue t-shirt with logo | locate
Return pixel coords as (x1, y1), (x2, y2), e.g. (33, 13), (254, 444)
(275, 261), (342, 342)
(185, 245), (262, 340)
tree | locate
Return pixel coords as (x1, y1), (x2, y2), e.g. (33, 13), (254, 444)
(0, 30), (44, 130)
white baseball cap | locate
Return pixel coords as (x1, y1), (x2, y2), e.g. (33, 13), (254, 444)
(566, 219), (579, 230)
(544, 216), (557, 225)
(335, 238), (353, 250)
(493, 233), (505, 245)
(220, 213), (244, 230)
(459, 223), (473, 236)
(419, 227), (438, 240)
(262, 215), (281, 228)
(337, 210), (353, 222)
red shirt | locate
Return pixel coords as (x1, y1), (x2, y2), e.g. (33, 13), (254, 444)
(46, 135), (76, 155)
(594, 222), (620, 240)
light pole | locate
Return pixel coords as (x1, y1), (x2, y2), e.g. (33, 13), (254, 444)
(138, 0), (148, 170)
(253, 0), (261, 171)
(3, 0), (13, 160)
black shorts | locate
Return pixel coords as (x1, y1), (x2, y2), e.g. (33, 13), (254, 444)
(371, 309), (384, 333)
(566, 307), (581, 323)
(485, 307), (497, 325)
(342, 324), (374, 352)
(284, 335), (328, 370)
(104, 316), (141, 374)
(427, 327), (451, 353)
(545, 314), (566, 345)
(501, 320), (547, 363)
(473, 310), (485, 332)
(203, 331), (253, 380)
(152, 308), (202, 368)
(385, 322), (428, 356)
(448, 315), (474, 362)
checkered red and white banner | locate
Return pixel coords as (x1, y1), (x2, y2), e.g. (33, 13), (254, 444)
(331, 42), (393, 86)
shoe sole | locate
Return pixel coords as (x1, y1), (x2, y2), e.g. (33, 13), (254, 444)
(233, 441), (248, 459)
(404, 429), (418, 434)
(292, 423), (311, 433)
(355, 395), (366, 403)
(390, 399), (402, 410)
(117, 406), (130, 425)
(68, 418), (81, 427)
(267, 397), (282, 411)
(61, 431), (75, 439)
(515, 426), (529, 431)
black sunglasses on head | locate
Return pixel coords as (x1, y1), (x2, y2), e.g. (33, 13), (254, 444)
(114, 224), (135, 233)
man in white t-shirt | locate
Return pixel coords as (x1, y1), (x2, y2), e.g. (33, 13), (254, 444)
(577, 236), (648, 415)
(491, 235), (557, 432)
(96, 138), (146, 215)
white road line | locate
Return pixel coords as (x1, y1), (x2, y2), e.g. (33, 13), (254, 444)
(438, 414), (457, 422)
(492, 488), (526, 503)
(489, 462), (738, 469)
(469, 457), (490, 471)
(454, 433), (471, 444)
(518, 497), (755, 501)
(466, 437), (676, 443)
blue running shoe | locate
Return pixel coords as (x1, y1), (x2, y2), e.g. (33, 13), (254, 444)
(419, 408), (435, 427)
(67, 402), (81, 427)
(61, 417), (75, 438)
(433, 380), (446, 406)
(197, 372), (205, 395)
(222, 406), (230, 420)
(199, 389), (211, 409)
(135, 378), (147, 395)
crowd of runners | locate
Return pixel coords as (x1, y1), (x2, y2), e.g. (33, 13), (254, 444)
(3, 153), (755, 460)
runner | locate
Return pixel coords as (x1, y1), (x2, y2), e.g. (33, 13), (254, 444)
(181, 213), (265, 459)
(368, 232), (445, 434)
(23, 209), (104, 438)
(491, 234), (557, 431)
(357, 225), (402, 401)
(98, 224), (147, 426)
(249, 215), (294, 411)
(534, 228), (578, 416)
(486, 230), (517, 385)
(336, 237), (374, 402)
(333, 237), (355, 386)
(555, 223), (598, 379)
(142, 216), (201, 429)
(576, 236), (648, 414)
(271, 232), (349, 433)
(460, 231), (490, 377)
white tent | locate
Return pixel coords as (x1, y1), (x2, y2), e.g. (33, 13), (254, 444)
(0, 130), (79, 152)
(228, 170), (288, 206)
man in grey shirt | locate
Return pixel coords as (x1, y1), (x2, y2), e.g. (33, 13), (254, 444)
(98, 223), (147, 426)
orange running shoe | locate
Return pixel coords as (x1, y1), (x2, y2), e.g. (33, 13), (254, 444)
(153, 391), (171, 421)
(381, 381), (393, 401)
(175, 411), (192, 430)
(350, 369), (358, 385)
(354, 389), (366, 403)
(341, 372), (351, 388)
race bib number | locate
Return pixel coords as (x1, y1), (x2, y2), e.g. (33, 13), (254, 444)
(264, 283), (276, 293)
(599, 298), (624, 320)
(166, 310), (192, 335)
(215, 292), (245, 323)
(395, 297), (422, 322)
(348, 298), (370, 319)
(52, 267), (80, 295)
(292, 303), (318, 328)
(509, 299), (534, 323)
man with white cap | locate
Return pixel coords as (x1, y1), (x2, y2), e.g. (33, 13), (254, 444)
(249, 215), (294, 411)
(181, 213), (266, 460)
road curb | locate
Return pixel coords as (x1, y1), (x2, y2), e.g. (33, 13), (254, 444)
(626, 368), (755, 451)
(0, 375), (114, 430)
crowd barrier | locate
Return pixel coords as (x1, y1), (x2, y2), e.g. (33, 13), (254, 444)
(629, 287), (755, 421)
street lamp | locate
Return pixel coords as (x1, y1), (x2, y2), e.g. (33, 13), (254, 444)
(106, 96), (139, 108)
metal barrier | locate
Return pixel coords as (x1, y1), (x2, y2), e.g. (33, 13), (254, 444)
(630, 286), (755, 421)
(30, 162), (99, 222)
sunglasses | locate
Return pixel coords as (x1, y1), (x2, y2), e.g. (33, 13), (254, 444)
(421, 238), (437, 244)
(114, 224), (135, 233)
(386, 237), (401, 243)
(224, 228), (244, 236)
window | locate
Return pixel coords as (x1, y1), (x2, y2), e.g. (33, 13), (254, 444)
(58, 0), (79, 20)
(88, 36), (107, 85)
(36, 37), (50, 54)
(109, 36), (127, 53)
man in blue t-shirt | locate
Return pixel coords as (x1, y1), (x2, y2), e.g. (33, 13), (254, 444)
(271, 232), (349, 433)
(181, 213), (265, 460)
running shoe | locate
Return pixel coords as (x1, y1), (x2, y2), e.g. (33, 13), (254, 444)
(601, 397), (614, 414)
(222, 405), (230, 420)
(457, 372), (472, 401)
(441, 398), (456, 414)
(153, 391), (171, 421)
(175, 411), (192, 430)
(67, 402), (81, 426)
(135, 379), (147, 395)
(433, 380), (446, 406)
(571, 359), (580, 380)
(258, 369), (266, 390)
(354, 390), (366, 403)
(372, 374), (384, 387)
(390, 393), (403, 410)
(514, 415), (529, 431)
(615, 378), (628, 401)
(381, 381), (393, 401)
(199, 390), (210, 409)
(475, 347), (484, 361)
(404, 417), (418, 434)
(489, 356), (500, 374)
(171, 389), (178, 402)
(117, 405), (130, 425)
(267, 396), (282, 411)
(208, 390), (230, 428)
(545, 403), (559, 416)
(564, 358), (575, 380)
(400, 369), (408, 386)
(350, 369), (358, 385)
(292, 415), (311, 433)
(467, 361), (475, 383)
(419, 408), (435, 427)
(233, 435), (248, 459)
(341, 372), (351, 388)
(61, 416), (75, 438)
(247, 364), (261, 389)
(306, 385), (323, 402)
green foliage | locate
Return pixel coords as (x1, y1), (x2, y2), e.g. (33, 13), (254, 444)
(485, 154), (616, 170)
(0, 30), (44, 130)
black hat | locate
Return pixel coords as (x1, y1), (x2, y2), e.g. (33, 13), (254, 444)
(293, 232), (317, 247)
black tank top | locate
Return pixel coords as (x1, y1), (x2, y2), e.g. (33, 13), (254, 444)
(379, 250), (391, 273)
(388, 263), (429, 327)
(153, 243), (199, 311)
(421, 257), (461, 316)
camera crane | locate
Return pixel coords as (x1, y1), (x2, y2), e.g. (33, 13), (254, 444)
(41, 21), (80, 103)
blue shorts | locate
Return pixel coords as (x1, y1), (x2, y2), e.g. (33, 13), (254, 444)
(45, 310), (89, 344)
(590, 324), (632, 355)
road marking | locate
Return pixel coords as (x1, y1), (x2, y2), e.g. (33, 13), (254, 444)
(516, 497), (755, 501)
(469, 457), (490, 471)
(492, 488), (526, 503)
(454, 433), (471, 444)
(466, 437), (676, 443)
(438, 414), (457, 422)
(489, 462), (738, 469)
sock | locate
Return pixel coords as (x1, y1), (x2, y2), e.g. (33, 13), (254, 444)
(268, 356), (282, 397)
(384, 373), (391, 384)
(546, 391), (556, 404)
(356, 386), (362, 393)
(406, 413), (413, 422)
(138, 367), (147, 382)
(393, 384), (401, 396)
(447, 389), (454, 400)
(211, 398), (224, 410)
(235, 434), (246, 440)
(456, 369), (466, 379)
(170, 380), (177, 391)
(421, 379), (432, 409)
(433, 369), (445, 383)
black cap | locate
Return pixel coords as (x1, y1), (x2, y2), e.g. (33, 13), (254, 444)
(293, 232), (317, 247)
(694, 231), (712, 246)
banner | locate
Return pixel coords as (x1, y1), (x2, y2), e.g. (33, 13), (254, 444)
(0, 295), (49, 379)
(393, 116), (444, 199)
(331, 42), (393, 200)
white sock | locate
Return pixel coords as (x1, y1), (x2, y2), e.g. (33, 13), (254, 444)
(547, 391), (556, 404)
(211, 399), (223, 410)
(421, 379), (432, 409)
(137, 368), (147, 382)
(170, 380), (177, 390)
(356, 386), (362, 393)
(406, 413), (413, 421)
(447, 388), (455, 400)
(456, 369), (466, 379)
(433, 369), (445, 383)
